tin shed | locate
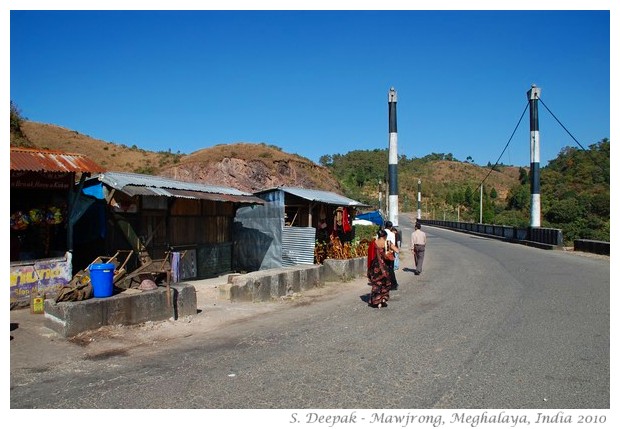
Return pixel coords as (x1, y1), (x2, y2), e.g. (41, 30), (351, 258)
(77, 171), (264, 281)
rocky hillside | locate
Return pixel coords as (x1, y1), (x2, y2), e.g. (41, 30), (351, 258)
(158, 143), (342, 193)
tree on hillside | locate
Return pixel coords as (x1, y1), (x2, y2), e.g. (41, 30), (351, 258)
(472, 188), (496, 224)
(10, 101), (34, 148)
(518, 167), (528, 185)
(540, 138), (610, 242)
(319, 142), (608, 243)
(319, 155), (332, 167)
(506, 184), (529, 211)
(464, 185), (474, 208)
(10, 101), (24, 132)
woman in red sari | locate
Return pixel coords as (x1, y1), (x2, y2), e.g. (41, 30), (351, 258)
(367, 229), (396, 308)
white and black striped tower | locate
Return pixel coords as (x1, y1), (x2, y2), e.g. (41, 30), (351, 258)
(388, 87), (399, 226)
(527, 84), (541, 228)
(417, 179), (422, 220)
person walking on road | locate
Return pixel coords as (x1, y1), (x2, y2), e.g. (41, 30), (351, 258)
(410, 222), (427, 275)
(367, 229), (397, 308)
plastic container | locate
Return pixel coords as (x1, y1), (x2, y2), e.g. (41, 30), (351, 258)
(89, 263), (115, 298)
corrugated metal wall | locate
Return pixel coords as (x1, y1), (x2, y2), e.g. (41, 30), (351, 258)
(233, 190), (284, 272)
(282, 226), (316, 266)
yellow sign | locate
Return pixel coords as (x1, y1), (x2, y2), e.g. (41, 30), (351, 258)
(31, 296), (45, 314)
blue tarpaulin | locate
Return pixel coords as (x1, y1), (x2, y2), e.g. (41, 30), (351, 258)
(355, 210), (384, 226)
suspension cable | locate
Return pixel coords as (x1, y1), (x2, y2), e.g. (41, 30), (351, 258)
(475, 101), (529, 194)
(538, 97), (587, 151)
(539, 97), (607, 176)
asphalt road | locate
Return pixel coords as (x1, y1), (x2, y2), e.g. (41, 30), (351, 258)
(10, 219), (610, 413)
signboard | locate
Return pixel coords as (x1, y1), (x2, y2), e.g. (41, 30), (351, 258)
(10, 171), (72, 190)
(10, 253), (73, 305)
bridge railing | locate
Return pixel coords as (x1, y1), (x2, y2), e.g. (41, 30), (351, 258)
(419, 220), (564, 248)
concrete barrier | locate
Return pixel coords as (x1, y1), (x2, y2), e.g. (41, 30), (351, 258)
(218, 257), (367, 302)
(574, 239), (610, 255)
(421, 220), (564, 249)
(322, 257), (366, 283)
(220, 265), (323, 302)
(44, 284), (196, 338)
(41, 258), (368, 336)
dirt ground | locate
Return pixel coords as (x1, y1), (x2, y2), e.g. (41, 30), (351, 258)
(9, 275), (369, 371)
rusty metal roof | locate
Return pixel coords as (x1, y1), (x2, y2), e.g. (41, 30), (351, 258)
(10, 147), (105, 173)
(96, 172), (264, 205)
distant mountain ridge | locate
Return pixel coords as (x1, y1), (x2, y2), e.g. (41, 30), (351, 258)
(11, 119), (520, 209)
(12, 119), (609, 243)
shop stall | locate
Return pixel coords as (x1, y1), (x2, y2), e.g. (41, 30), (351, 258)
(10, 147), (104, 308)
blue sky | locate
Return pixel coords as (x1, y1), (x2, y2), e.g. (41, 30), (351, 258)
(8, 5), (613, 168)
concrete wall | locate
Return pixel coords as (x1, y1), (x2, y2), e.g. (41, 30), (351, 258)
(41, 257), (368, 337)
(44, 283), (196, 338)
(220, 257), (367, 302)
(322, 257), (367, 283)
(574, 239), (610, 255)
(222, 265), (323, 302)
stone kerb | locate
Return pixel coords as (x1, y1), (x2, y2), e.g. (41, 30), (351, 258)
(226, 265), (324, 302)
(221, 259), (365, 303)
(322, 257), (366, 283)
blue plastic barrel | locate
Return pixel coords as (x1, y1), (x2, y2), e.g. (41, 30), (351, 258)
(89, 263), (115, 298)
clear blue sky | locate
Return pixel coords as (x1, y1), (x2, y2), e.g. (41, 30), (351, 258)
(8, 6), (612, 168)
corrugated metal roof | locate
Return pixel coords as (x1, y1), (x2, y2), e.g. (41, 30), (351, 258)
(98, 171), (251, 196)
(259, 187), (368, 207)
(10, 147), (105, 173)
(98, 171), (263, 204)
(122, 185), (264, 204)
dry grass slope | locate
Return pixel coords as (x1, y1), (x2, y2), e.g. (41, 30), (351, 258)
(13, 121), (343, 193)
(13, 120), (520, 200)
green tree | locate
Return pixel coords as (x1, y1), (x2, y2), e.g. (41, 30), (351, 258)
(518, 167), (529, 185)
(445, 192), (454, 207)
(464, 186), (474, 208)
(10, 101), (24, 132)
(319, 154), (332, 167)
(507, 184), (529, 211)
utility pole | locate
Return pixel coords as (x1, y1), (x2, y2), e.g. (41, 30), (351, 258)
(528, 84), (541, 227)
(479, 184), (483, 223)
(417, 179), (422, 220)
(388, 87), (399, 227)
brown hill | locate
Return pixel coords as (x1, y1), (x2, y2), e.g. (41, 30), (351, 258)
(158, 143), (342, 193)
(416, 160), (521, 200)
(17, 121), (182, 174)
(13, 121), (343, 193)
(12, 120), (520, 206)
